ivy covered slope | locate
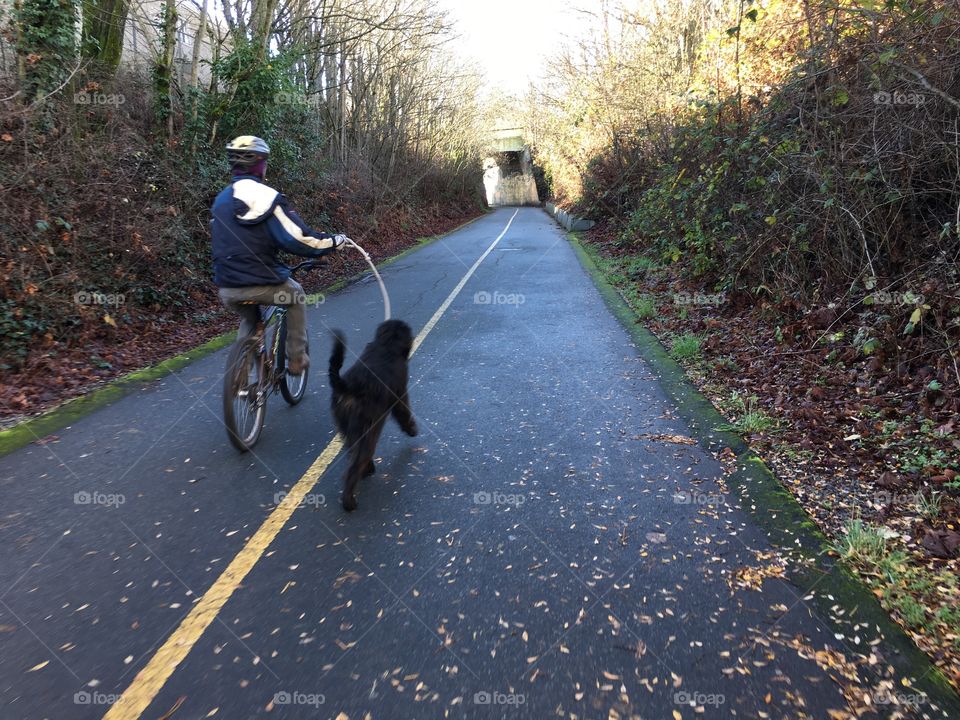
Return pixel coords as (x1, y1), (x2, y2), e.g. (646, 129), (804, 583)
(1, 0), (488, 421)
(526, 0), (960, 686)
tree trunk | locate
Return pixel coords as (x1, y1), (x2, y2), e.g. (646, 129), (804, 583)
(154, 0), (178, 137)
(187, 0), (209, 152)
(251, 0), (279, 59)
(189, 0), (209, 90)
(338, 39), (347, 164)
(13, 0), (27, 85)
(324, 36), (339, 157)
(81, 0), (130, 73)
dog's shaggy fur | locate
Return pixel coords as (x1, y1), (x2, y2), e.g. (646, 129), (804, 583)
(329, 320), (418, 511)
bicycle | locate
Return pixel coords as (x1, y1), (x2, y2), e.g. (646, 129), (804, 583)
(222, 259), (323, 451)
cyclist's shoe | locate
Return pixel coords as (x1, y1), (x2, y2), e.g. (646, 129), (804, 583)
(287, 354), (310, 375)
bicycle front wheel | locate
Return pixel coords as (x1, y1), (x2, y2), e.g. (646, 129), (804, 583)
(277, 318), (309, 405)
(223, 338), (266, 451)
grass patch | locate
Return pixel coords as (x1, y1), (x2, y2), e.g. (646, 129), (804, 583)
(716, 393), (777, 434)
(594, 254), (660, 320)
(915, 490), (943, 521)
(669, 333), (702, 361)
(629, 292), (657, 319)
(834, 519), (960, 640)
(713, 356), (738, 373)
(622, 255), (658, 276)
(833, 518), (890, 565)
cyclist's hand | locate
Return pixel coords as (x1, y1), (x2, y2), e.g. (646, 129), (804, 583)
(333, 233), (349, 249)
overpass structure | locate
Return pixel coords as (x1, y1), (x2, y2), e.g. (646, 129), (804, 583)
(483, 126), (540, 207)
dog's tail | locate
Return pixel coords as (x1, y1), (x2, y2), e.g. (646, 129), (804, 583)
(328, 330), (349, 394)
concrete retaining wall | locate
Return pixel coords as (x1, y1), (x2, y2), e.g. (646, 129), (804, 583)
(487, 172), (539, 206)
(544, 202), (595, 231)
(483, 147), (540, 207)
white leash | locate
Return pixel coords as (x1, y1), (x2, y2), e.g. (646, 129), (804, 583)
(341, 236), (391, 321)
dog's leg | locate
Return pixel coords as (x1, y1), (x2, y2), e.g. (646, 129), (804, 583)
(361, 418), (386, 475)
(341, 440), (365, 512)
(342, 419), (385, 511)
(358, 418), (385, 481)
(391, 391), (418, 437)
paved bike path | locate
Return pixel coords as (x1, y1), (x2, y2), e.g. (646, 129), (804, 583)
(0, 208), (946, 719)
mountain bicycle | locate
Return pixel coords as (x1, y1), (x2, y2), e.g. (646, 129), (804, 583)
(222, 260), (322, 451)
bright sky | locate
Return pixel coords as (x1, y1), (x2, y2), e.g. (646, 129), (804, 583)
(440, 0), (584, 96)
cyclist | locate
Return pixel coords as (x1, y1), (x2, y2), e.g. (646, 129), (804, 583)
(211, 135), (344, 374)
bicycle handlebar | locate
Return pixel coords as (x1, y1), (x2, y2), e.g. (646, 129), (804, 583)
(289, 259), (324, 274)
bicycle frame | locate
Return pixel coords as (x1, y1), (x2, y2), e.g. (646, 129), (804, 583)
(258, 305), (286, 386)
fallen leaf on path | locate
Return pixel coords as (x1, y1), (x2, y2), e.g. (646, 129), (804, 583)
(635, 433), (697, 445)
(157, 696), (186, 720)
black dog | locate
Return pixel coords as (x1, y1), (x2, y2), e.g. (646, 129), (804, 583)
(329, 320), (418, 511)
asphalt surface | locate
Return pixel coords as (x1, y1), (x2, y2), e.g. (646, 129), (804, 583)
(0, 208), (943, 719)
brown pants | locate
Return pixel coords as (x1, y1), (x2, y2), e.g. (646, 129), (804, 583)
(218, 278), (308, 361)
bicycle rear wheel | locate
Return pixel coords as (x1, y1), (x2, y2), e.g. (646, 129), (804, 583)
(277, 318), (309, 405)
(223, 338), (266, 451)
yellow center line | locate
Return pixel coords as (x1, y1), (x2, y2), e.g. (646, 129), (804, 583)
(103, 208), (519, 719)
